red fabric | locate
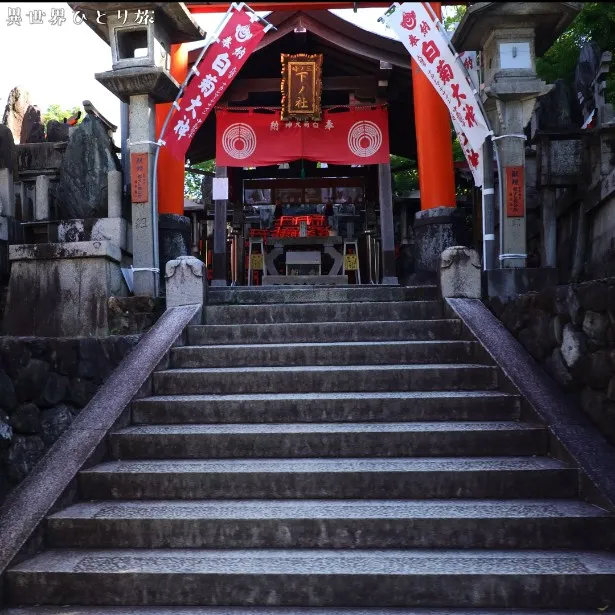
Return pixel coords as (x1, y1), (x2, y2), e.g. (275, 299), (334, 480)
(165, 8), (267, 161)
(215, 106), (390, 166)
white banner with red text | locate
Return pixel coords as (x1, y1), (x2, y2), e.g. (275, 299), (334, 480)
(382, 2), (489, 186)
(165, 5), (268, 161)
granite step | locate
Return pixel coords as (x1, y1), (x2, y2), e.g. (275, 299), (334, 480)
(188, 319), (463, 345)
(170, 341), (480, 368)
(131, 391), (522, 425)
(204, 301), (444, 325)
(78, 457), (578, 500)
(206, 285), (439, 304)
(153, 365), (499, 396)
(8, 548), (615, 608)
(46, 499), (614, 550)
(109, 422), (547, 459)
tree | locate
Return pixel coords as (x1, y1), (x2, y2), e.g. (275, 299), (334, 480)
(184, 159), (215, 201)
(536, 3), (615, 105)
(42, 103), (83, 126)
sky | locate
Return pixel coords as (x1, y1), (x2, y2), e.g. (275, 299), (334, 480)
(0, 2), (397, 144)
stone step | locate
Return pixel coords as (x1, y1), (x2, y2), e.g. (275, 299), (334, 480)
(78, 457), (577, 500)
(204, 301), (443, 325)
(46, 499), (614, 550)
(153, 365), (499, 396)
(0, 609), (604, 615)
(131, 391), (521, 425)
(109, 422), (547, 459)
(170, 341), (480, 369)
(206, 285), (439, 304)
(188, 319), (462, 345)
(8, 548), (615, 608)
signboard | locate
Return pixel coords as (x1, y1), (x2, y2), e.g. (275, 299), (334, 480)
(216, 106), (389, 167)
(130, 153), (149, 203)
(382, 2), (490, 187)
(344, 253), (359, 271)
(164, 5), (268, 161)
(506, 166), (525, 217)
(213, 177), (229, 200)
(281, 53), (323, 121)
(250, 253), (264, 270)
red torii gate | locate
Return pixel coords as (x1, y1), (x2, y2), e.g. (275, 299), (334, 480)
(156, 1), (460, 218)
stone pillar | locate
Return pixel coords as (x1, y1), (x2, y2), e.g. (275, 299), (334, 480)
(128, 94), (157, 297)
(378, 163), (399, 285)
(212, 166), (228, 287)
(541, 186), (557, 268)
(159, 213), (191, 293)
(34, 175), (50, 221)
(165, 255), (206, 312)
(107, 170), (123, 218)
(439, 246), (482, 299)
(0, 168), (15, 218)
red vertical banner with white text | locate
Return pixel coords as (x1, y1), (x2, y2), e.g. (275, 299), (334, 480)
(165, 6), (267, 161)
(382, 2), (490, 186)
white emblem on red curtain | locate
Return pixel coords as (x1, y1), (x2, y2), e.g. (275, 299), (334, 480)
(222, 123), (257, 159)
(347, 121), (383, 158)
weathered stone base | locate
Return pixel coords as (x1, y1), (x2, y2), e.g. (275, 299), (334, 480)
(159, 214), (191, 293)
(263, 275), (349, 286)
(412, 206), (466, 281)
(57, 218), (132, 256)
(2, 241), (128, 336)
(485, 267), (558, 301)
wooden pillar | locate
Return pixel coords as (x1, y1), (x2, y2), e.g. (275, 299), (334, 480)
(212, 166), (228, 286)
(412, 2), (456, 211)
(378, 163), (399, 285)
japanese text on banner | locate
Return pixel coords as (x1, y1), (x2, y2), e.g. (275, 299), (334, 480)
(165, 7), (267, 161)
(382, 2), (490, 185)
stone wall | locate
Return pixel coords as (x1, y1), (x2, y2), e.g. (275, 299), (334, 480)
(488, 278), (615, 443)
(0, 335), (140, 502)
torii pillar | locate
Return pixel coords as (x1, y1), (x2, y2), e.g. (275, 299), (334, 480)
(411, 2), (461, 280)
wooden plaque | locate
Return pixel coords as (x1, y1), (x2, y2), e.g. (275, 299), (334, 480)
(131, 153), (149, 204)
(505, 166), (524, 217)
(281, 53), (323, 121)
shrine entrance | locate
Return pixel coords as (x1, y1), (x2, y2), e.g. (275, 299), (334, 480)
(184, 9), (424, 286)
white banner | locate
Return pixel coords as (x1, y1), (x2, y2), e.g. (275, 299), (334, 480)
(382, 2), (490, 186)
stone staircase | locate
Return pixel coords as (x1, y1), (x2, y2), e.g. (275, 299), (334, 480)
(4, 284), (615, 613)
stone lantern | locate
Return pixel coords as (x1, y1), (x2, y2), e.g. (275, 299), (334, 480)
(68, 3), (204, 296)
(452, 2), (582, 295)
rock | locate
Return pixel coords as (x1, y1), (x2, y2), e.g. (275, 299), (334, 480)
(439, 246), (482, 299)
(0, 338), (32, 378)
(0, 123), (16, 174)
(46, 119), (69, 142)
(2, 86), (31, 144)
(0, 414), (12, 449)
(165, 255), (207, 308)
(0, 369), (17, 412)
(567, 287), (584, 325)
(560, 324), (587, 370)
(608, 376), (615, 402)
(49, 339), (79, 376)
(583, 350), (612, 389)
(68, 377), (97, 408)
(489, 297), (505, 319)
(15, 358), (50, 403)
(582, 310), (610, 341)
(577, 281), (609, 313)
(4, 435), (45, 483)
(56, 114), (120, 219)
(553, 315), (564, 346)
(518, 311), (555, 362)
(20, 105), (45, 143)
(36, 372), (69, 408)
(545, 348), (575, 391)
(9, 403), (41, 434)
(40, 404), (74, 446)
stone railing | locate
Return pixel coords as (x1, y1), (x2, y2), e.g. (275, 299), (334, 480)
(487, 278), (615, 444)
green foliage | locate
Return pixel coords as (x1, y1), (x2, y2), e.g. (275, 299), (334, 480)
(184, 159), (215, 201)
(390, 154), (419, 195)
(536, 3), (615, 105)
(442, 4), (466, 34)
(42, 103), (83, 125)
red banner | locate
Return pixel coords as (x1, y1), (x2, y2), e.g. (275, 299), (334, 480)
(165, 7), (267, 161)
(216, 106), (390, 167)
